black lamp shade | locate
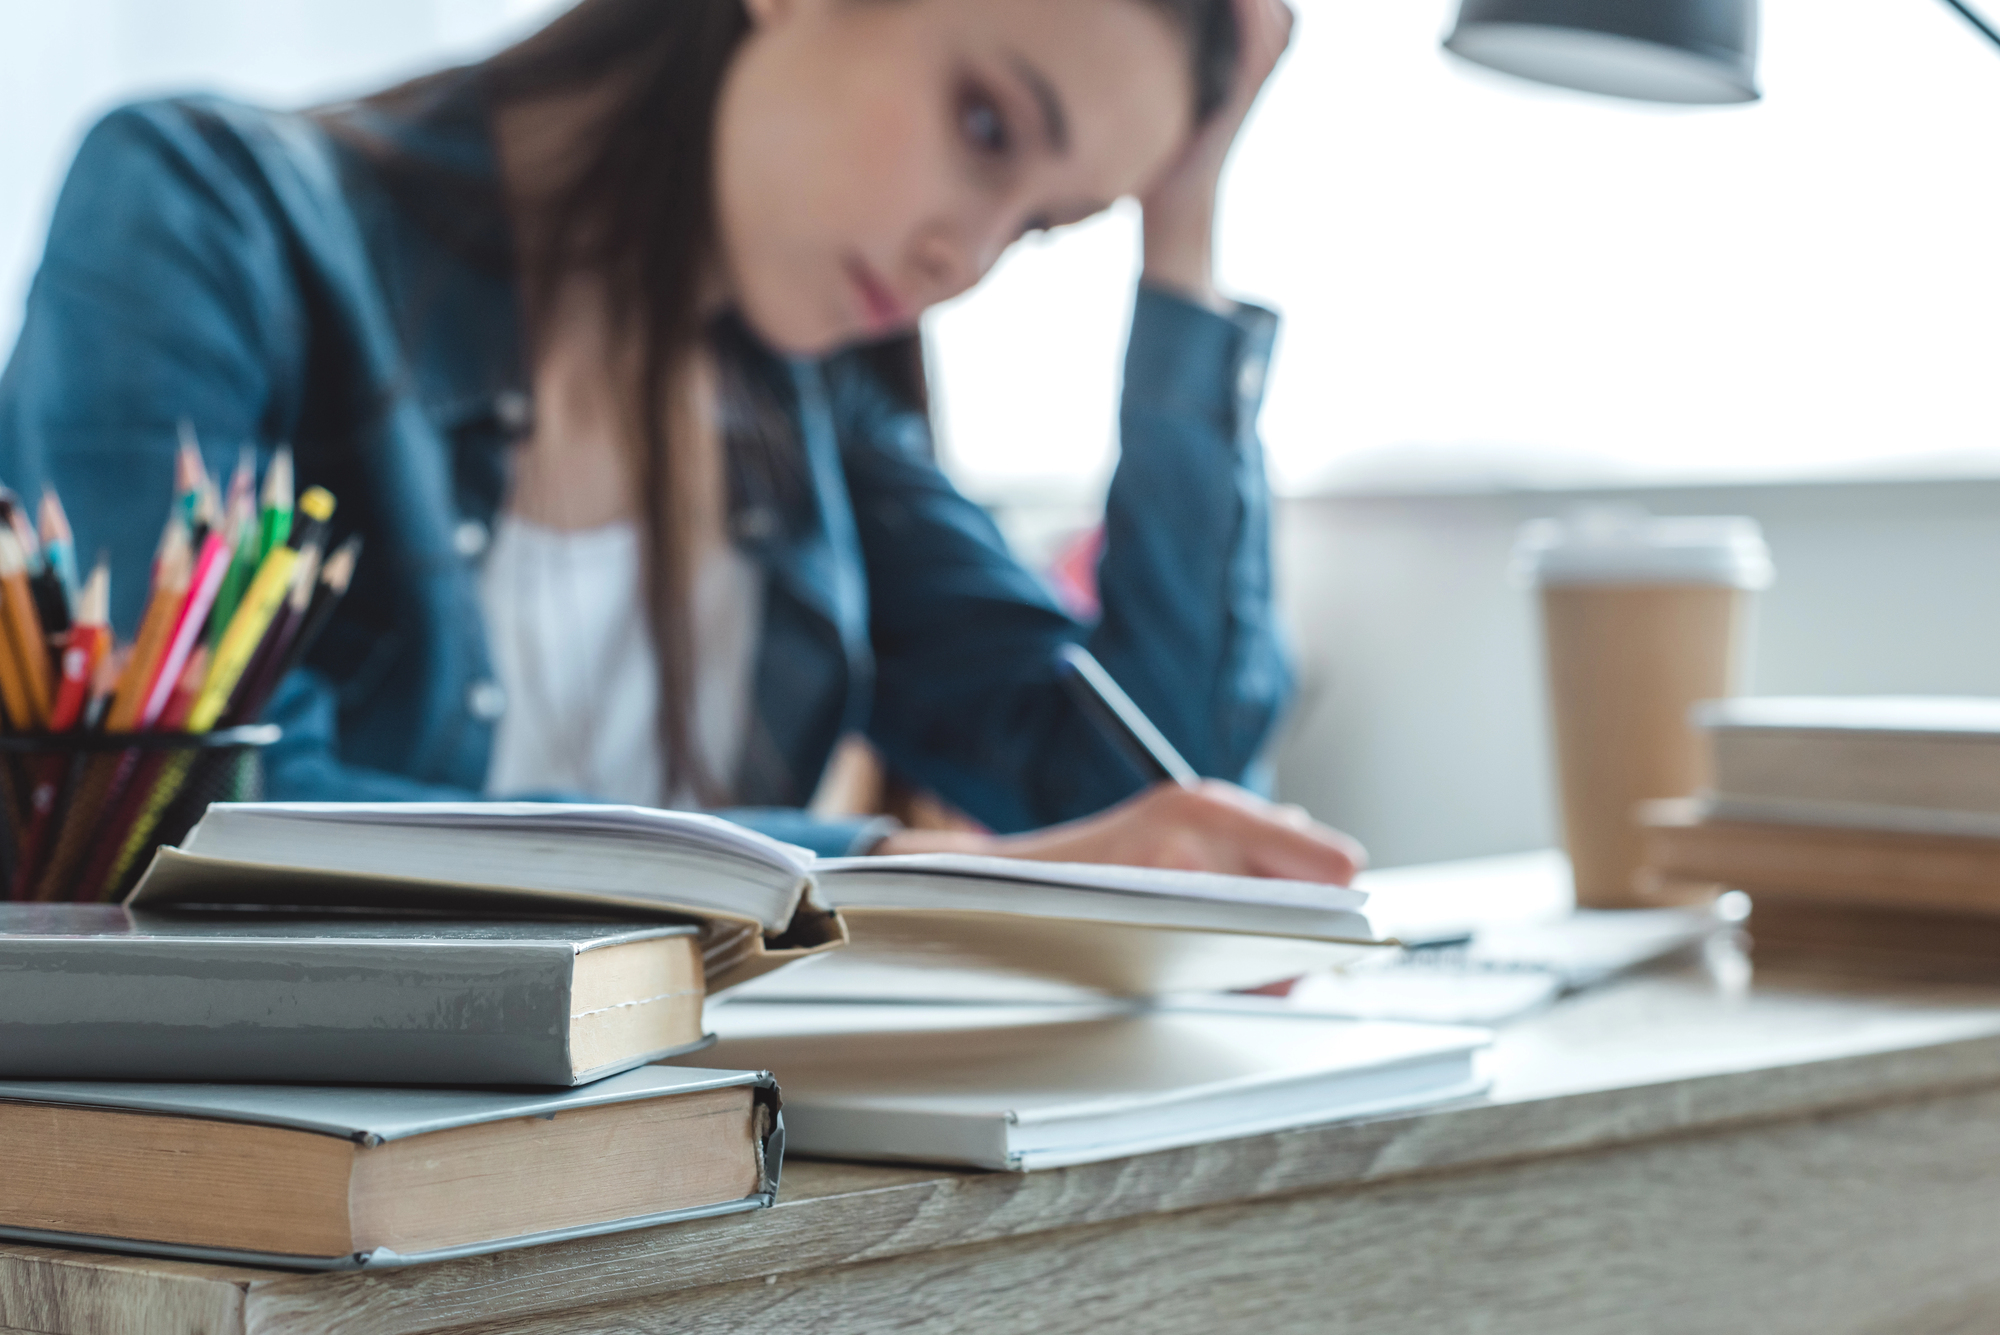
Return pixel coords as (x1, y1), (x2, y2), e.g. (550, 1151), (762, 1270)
(1444, 0), (1761, 104)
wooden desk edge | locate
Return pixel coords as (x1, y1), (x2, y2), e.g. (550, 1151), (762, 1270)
(11, 1020), (2000, 1335)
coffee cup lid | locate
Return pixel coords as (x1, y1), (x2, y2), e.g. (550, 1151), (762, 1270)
(1514, 506), (1773, 589)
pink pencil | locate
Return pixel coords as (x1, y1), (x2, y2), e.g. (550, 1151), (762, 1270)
(137, 530), (232, 729)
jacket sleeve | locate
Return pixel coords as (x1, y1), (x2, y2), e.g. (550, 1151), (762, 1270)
(0, 102), (311, 632)
(844, 286), (1290, 834)
(0, 105), (433, 814)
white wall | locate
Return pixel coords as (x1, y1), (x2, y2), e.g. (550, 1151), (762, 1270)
(0, 0), (565, 355)
(1271, 478), (2000, 867)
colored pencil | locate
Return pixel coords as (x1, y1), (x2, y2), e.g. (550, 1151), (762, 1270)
(277, 534), (359, 686)
(136, 528), (231, 730)
(106, 519), (191, 734)
(174, 421), (209, 531)
(256, 444), (294, 562)
(0, 493), (41, 574)
(49, 562), (107, 734)
(208, 465), (261, 648)
(33, 490), (75, 633)
(0, 529), (53, 728)
(224, 543), (320, 726)
(192, 485), (332, 733)
(38, 490), (78, 603)
(224, 533), (360, 727)
(10, 566), (109, 899)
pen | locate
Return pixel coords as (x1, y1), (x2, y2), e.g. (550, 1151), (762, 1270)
(1054, 642), (1199, 788)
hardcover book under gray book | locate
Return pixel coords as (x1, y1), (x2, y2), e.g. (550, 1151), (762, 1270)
(0, 1066), (782, 1268)
(0, 905), (707, 1086)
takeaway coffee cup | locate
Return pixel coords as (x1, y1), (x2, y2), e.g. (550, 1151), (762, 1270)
(1515, 508), (1772, 909)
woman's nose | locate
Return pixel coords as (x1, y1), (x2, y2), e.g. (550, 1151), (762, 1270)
(906, 224), (975, 304)
(906, 213), (1017, 306)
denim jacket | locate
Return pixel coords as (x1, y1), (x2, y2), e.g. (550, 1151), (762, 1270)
(0, 79), (1290, 856)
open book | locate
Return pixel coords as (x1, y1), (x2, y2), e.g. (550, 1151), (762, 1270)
(128, 802), (1385, 994)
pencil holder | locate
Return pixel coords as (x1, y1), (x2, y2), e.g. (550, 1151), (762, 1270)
(0, 724), (278, 905)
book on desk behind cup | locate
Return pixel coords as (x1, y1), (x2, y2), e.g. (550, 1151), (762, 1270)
(1642, 696), (2000, 960)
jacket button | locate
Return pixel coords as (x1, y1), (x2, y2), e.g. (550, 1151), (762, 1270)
(494, 389), (533, 433)
(467, 680), (507, 721)
(453, 519), (490, 558)
(1237, 358), (1266, 400)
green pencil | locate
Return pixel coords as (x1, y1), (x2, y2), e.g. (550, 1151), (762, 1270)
(207, 484), (261, 650)
(257, 444), (294, 562)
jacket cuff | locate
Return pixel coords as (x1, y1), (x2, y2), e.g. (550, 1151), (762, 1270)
(1124, 286), (1280, 448)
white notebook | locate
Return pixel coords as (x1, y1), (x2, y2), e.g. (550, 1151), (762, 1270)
(689, 1002), (1491, 1171)
(129, 802), (1385, 994)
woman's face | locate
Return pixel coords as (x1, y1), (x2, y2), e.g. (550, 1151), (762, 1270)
(715, 0), (1194, 356)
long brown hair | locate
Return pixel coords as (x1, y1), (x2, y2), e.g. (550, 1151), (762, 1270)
(365, 0), (1238, 805)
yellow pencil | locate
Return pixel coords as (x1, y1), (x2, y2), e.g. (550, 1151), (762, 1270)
(190, 486), (334, 733)
(0, 529), (52, 726)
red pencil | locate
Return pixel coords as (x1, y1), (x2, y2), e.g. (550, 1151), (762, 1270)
(49, 561), (108, 733)
(137, 529), (230, 730)
(10, 565), (109, 900)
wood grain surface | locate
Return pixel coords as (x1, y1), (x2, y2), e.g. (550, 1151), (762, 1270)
(10, 965), (2000, 1335)
(450, 1082), (2000, 1335)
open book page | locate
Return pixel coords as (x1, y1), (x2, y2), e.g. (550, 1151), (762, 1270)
(815, 854), (1371, 939)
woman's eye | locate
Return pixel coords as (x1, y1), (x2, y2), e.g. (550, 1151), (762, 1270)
(959, 88), (1011, 157)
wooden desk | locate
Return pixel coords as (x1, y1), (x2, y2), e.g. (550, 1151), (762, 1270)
(10, 955), (2000, 1335)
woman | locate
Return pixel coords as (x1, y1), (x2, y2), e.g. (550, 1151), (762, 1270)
(0, 0), (1362, 881)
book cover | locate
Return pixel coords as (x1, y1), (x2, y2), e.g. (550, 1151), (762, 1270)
(0, 905), (707, 1086)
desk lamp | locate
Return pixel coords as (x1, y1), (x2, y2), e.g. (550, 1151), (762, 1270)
(1443, 0), (2000, 104)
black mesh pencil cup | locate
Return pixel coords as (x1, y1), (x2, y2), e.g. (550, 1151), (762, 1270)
(0, 724), (277, 904)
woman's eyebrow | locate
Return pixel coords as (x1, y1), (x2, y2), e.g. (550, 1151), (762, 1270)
(1006, 52), (1071, 155)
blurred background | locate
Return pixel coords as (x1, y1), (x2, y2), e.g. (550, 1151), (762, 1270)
(5, 0), (1999, 865)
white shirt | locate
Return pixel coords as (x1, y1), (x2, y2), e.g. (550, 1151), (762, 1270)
(479, 514), (763, 807)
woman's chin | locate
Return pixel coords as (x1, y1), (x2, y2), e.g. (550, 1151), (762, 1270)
(732, 293), (855, 360)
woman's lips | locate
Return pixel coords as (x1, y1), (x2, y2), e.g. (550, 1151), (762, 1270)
(844, 257), (913, 337)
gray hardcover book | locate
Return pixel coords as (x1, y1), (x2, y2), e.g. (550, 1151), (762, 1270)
(0, 1066), (783, 1268)
(0, 905), (708, 1087)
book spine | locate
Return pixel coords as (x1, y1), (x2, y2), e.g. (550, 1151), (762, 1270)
(0, 943), (579, 1086)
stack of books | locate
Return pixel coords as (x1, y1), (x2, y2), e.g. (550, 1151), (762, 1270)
(0, 900), (781, 1269)
(1, 801), (1497, 1264)
(1640, 697), (2000, 967)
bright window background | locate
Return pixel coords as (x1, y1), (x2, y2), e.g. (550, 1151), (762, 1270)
(0, 0), (566, 359)
(5, 0), (2000, 500)
(931, 0), (2000, 498)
